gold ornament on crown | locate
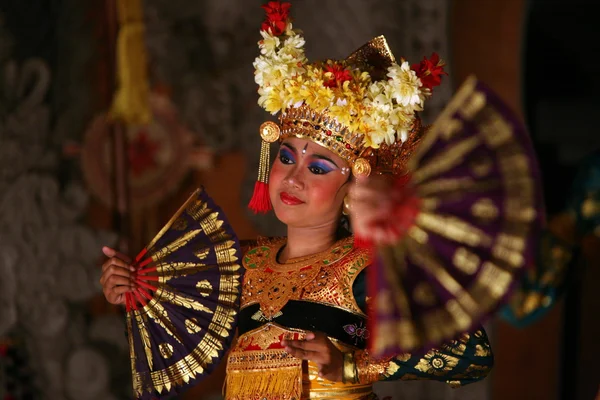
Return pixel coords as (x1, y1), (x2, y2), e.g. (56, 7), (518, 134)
(248, 1), (447, 211)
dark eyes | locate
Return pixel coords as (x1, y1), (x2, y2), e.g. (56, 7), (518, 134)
(278, 149), (333, 175)
(279, 152), (294, 165)
(308, 165), (327, 175)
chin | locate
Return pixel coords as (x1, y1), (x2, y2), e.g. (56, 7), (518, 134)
(272, 203), (306, 226)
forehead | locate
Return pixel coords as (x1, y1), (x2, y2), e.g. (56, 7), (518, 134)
(282, 137), (349, 167)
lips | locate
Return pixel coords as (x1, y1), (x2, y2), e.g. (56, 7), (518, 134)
(280, 192), (304, 205)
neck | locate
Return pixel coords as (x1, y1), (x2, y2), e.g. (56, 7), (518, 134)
(280, 220), (339, 262)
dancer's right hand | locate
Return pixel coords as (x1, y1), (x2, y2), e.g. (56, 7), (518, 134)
(100, 246), (135, 305)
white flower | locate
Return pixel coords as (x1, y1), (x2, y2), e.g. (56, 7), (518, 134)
(285, 22), (296, 36)
(253, 57), (267, 86)
(283, 35), (305, 52)
(363, 110), (396, 146)
(259, 30), (280, 57)
(399, 128), (409, 142)
(277, 37), (307, 66)
(387, 62), (424, 107)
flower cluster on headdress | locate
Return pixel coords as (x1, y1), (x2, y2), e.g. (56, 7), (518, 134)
(254, 1), (447, 149)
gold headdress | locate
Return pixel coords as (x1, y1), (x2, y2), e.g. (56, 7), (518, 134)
(249, 1), (447, 213)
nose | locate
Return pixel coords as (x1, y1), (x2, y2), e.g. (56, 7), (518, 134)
(283, 165), (305, 190)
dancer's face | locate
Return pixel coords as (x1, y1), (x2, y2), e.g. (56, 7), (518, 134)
(269, 138), (350, 228)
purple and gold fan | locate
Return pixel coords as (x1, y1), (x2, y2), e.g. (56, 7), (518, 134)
(124, 188), (242, 399)
(368, 76), (544, 356)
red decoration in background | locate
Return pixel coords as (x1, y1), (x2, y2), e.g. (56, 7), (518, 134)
(128, 130), (160, 176)
(323, 64), (353, 88)
(261, 1), (291, 36)
(411, 52), (447, 91)
(0, 343), (8, 357)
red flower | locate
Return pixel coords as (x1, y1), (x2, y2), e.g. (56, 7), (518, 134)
(323, 64), (353, 88)
(261, 1), (291, 36)
(0, 344), (8, 357)
(411, 52), (448, 91)
(128, 130), (160, 177)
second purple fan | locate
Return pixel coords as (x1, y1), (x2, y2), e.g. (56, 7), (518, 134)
(369, 76), (545, 356)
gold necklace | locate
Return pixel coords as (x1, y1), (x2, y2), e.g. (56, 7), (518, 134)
(243, 236), (355, 271)
(270, 236), (355, 271)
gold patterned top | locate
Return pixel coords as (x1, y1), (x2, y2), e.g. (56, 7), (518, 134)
(241, 236), (369, 318)
(224, 237), (494, 400)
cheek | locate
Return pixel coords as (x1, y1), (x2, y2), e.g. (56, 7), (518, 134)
(268, 161), (286, 198)
(309, 178), (346, 210)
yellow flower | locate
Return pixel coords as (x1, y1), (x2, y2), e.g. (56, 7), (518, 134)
(300, 83), (331, 110)
(254, 22), (432, 151)
(262, 88), (287, 114)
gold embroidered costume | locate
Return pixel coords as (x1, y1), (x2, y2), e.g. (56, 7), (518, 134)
(121, 0), (510, 398)
(224, 237), (493, 400)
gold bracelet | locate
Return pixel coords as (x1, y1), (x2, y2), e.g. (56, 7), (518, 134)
(342, 351), (358, 384)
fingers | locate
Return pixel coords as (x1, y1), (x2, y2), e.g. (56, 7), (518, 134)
(350, 176), (392, 198)
(318, 363), (342, 382)
(358, 223), (403, 246)
(101, 270), (134, 300)
(282, 338), (323, 353)
(100, 264), (133, 286)
(281, 332), (343, 381)
(349, 186), (393, 210)
(104, 287), (130, 305)
(349, 175), (417, 243)
(102, 246), (115, 258)
(103, 276), (135, 305)
(101, 255), (134, 274)
(283, 345), (318, 360)
(282, 332), (330, 362)
(348, 179), (395, 234)
(282, 331), (323, 350)
(99, 247), (136, 306)
(350, 206), (392, 238)
(102, 246), (132, 263)
(103, 274), (132, 288)
(100, 260), (136, 306)
(351, 204), (391, 225)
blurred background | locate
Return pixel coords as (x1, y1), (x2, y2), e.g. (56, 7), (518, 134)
(0, 0), (598, 399)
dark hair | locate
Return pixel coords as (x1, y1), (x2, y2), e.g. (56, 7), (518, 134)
(335, 173), (354, 240)
(335, 214), (352, 240)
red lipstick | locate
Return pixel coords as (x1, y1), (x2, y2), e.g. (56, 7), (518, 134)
(280, 192), (304, 205)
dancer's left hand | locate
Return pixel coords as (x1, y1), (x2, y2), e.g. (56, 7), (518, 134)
(349, 175), (419, 245)
(282, 332), (343, 382)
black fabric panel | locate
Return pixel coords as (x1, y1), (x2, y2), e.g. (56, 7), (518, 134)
(239, 300), (369, 349)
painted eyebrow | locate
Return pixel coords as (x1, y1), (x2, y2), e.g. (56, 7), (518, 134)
(311, 154), (339, 168)
(281, 142), (297, 154)
(281, 142), (339, 168)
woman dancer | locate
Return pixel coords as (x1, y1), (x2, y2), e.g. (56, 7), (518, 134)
(100, 2), (494, 398)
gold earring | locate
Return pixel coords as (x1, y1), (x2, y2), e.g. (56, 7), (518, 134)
(343, 195), (351, 216)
